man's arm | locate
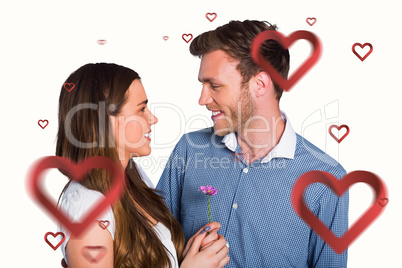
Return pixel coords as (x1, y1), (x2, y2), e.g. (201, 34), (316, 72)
(308, 172), (349, 268)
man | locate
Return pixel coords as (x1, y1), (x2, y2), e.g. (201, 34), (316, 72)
(156, 20), (348, 267)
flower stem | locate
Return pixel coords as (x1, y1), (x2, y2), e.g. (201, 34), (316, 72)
(207, 195), (211, 223)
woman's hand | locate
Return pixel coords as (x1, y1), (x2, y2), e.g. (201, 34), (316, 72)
(182, 222), (221, 258)
(181, 222), (230, 268)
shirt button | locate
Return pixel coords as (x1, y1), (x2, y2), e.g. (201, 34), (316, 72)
(243, 168), (249, 173)
(233, 203), (238, 210)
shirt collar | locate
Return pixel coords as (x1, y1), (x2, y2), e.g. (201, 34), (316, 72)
(221, 111), (296, 163)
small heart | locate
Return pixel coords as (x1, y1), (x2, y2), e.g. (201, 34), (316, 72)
(162, 36), (169, 41)
(97, 40), (107, 45)
(378, 198), (389, 207)
(81, 246), (107, 263)
(206, 12), (217, 22)
(44, 232), (65, 251)
(182, 33), (193, 43)
(63, 82), (75, 92)
(352, 43), (373, 62)
(38, 120), (49, 129)
(306, 17), (317, 26)
(98, 220), (110, 229)
(328, 124), (350, 143)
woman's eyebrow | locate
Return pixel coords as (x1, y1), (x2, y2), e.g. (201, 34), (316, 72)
(137, 99), (148, 106)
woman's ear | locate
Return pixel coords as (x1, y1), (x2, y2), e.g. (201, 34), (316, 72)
(254, 71), (271, 98)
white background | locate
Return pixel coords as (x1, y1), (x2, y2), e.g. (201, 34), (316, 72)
(1, 0), (401, 267)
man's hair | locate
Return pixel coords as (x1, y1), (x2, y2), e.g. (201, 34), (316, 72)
(190, 20), (290, 100)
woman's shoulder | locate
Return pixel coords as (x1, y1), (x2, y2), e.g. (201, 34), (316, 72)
(59, 181), (115, 224)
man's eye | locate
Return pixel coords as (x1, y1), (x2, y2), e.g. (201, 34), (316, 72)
(141, 106), (146, 112)
(211, 85), (219, 90)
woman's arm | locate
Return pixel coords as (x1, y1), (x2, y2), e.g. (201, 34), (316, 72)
(65, 221), (113, 268)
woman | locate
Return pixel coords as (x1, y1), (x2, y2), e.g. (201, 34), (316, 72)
(56, 63), (230, 268)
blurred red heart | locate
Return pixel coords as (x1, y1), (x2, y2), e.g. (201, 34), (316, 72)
(206, 12), (217, 22)
(27, 156), (125, 237)
(82, 246), (107, 263)
(251, 30), (322, 91)
(306, 17), (317, 26)
(292, 170), (387, 254)
(97, 40), (107, 45)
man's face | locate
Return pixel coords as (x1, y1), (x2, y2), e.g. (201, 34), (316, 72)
(198, 50), (255, 136)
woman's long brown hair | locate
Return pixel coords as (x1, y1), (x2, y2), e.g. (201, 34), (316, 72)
(56, 63), (184, 267)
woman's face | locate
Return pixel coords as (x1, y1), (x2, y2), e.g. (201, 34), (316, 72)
(110, 79), (158, 162)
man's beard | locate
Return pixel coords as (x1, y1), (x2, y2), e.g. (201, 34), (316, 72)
(213, 84), (256, 136)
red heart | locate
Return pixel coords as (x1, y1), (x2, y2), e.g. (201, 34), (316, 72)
(98, 220), (110, 229)
(306, 17), (317, 26)
(182, 33), (193, 43)
(81, 246), (107, 263)
(162, 36), (169, 41)
(63, 83), (75, 92)
(44, 231), (65, 250)
(27, 156), (125, 237)
(352, 43), (373, 61)
(205, 12), (217, 22)
(251, 30), (322, 91)
(328, 124), (350, 143)
(97, 40), (107, 45)
(378, 198), (389, 207)
(292, 170), (388, 254)
(38, 119), (49, 129)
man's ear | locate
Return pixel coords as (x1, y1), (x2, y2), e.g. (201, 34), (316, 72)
(253, 71), (271, 97)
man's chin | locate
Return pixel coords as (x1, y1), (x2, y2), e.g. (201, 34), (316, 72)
(213, 125), (233, 136)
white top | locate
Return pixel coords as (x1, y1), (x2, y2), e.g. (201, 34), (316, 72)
(58, 162), (179, 267)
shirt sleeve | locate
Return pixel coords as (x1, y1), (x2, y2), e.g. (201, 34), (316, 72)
(57, 183), (115, 265)
(156, 137), (187, 223)
(307, 167), (349, 268)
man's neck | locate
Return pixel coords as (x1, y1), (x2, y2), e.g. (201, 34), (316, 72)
(236, 112), (285, 165)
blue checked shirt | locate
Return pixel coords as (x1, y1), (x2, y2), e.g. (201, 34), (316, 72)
(156, 114), (348, 267)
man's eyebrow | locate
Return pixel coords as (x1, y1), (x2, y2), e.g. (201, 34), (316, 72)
(137, 99), (148, 106)
(198, 77), (220, 83)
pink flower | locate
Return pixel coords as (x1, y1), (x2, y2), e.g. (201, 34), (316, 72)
(198, 185), (218, 196)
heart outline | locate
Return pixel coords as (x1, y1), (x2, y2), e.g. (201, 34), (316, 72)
(182, 34), (193, 43)
(352, 43), (373, 62)
(205, 12), (217, 22)
(38, 119), (49, 129)
(44, 231), (65, 250)
(97, 40), (107, 45)
(329, 124), (350, 143)
(98, 220), (110, 229)
(291, 170), (387, 254)
(63, 83), (75, 92)
(306, 17), (317, 26)
(27, 156), (125, 238)
(251, 30), (322, 91)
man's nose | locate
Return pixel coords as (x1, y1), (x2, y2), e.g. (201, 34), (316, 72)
(198, 86), (212, 106)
